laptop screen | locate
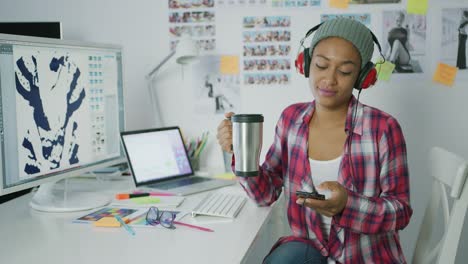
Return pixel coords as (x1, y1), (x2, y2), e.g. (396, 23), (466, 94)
(121, 127), (193, 185)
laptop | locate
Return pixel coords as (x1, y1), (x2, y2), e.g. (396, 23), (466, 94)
(120, 127), (235, 196)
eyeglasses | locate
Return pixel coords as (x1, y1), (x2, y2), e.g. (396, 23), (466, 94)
(145, 207), (177, 229)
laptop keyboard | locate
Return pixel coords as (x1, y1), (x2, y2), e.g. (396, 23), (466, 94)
(148, 176), (211, 190)
(191, 192), (247, 218)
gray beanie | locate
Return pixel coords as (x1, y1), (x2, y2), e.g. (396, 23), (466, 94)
(309, 17), (374, 69)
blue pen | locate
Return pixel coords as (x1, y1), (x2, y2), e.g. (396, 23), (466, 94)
(114, 215), (135, 236)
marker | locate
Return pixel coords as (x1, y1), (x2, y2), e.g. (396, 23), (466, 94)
(133, 190), (177, 197)
(114, 215), (136, 236)
(115, 193), (150, 200)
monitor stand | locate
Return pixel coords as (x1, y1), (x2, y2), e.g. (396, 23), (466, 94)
(29, 178), (111, 212)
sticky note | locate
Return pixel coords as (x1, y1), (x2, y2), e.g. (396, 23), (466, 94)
(407, 0), (428, 15)
(131, 196), (161, 205)
(94, 216), (121, 227)
(329, 0), (349, 9)
(214, 172), (236, 180)
(433, 63), (458, 87)
(376, 61), (396, 81)
(220, 55), (239, 75)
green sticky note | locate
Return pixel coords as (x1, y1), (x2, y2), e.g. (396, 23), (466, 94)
(377, 61), (396, 81)
(131, 197), (161, 205)
(407, 0), (428, 15)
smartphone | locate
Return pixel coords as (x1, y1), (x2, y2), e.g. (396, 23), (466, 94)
(296, 190), (325, 200)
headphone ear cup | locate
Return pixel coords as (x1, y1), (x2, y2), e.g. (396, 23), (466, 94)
(355, 62), (377, 90)
(294, 48), (311, 78)
(295, 51), (305, 76)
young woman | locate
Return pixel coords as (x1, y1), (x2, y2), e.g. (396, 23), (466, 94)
(217, 17), (412, 263)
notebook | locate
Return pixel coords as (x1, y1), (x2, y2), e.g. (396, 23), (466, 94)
(120, 127), (235, 196)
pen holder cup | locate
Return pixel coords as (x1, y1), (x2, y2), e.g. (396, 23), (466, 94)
(190, 156), (200, 172)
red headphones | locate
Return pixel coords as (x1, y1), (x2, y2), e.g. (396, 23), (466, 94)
(294, 23), (382, 90)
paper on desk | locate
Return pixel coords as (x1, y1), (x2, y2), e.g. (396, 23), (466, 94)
(73, 207), (141, 224)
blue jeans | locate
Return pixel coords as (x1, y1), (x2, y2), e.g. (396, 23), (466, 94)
(263, 241), (327, 264)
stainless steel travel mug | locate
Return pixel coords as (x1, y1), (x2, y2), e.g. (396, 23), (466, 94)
(231, 114), (263, 177)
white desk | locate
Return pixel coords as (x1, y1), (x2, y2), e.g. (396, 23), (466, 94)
(0, 177), (289, 264)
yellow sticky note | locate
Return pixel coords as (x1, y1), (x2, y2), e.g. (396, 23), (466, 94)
(94, 217), (121, 227)
(329, 0), (349, 9)
(131, 196), (161, 205)
(407, 0), (428, 15)
(220, 55), (239, 75)
(214, 172), (236, 180)
(433, 63), (458, 87)
(376, 61), (396, 81)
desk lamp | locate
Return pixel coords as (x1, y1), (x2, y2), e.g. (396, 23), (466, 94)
(146, 35), (199, 126)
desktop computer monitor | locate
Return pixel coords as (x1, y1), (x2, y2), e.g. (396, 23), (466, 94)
(0, 22), (62, 204)
(0, 22), (62, 39)
(0, 33), (126, 212)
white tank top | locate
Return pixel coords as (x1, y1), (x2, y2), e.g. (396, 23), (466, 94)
(309, 156), (342, 264)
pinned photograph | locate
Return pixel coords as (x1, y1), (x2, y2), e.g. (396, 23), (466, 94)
(244, 73), (290, 85)
(271, 0), (321, 7)
(169, 0), (215, 9)
(243, 16), (291, 28)
(382, 10), (426, 73)
(243, 44), (291, 57)
(192, 55), (240, 114)
(441, 8), (468, 70)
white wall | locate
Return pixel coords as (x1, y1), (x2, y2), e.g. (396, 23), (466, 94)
(2, 0), (468, 262)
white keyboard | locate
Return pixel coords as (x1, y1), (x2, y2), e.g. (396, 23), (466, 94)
(191, 192), (247, 218)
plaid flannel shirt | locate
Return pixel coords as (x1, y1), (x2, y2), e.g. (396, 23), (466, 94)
(237, 96), (412, 263)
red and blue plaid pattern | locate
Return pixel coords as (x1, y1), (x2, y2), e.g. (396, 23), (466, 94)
(237, 96), (412, 263)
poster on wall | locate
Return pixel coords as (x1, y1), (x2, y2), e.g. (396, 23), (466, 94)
(216, 0), (268, 7)
(321, 13), (371, 25)
(350, 0), (400, 4)
(441, 8), (468, 72)
(168, 0), (216, 52)
(242, 16), (291, 86)
(192, 55), (240, 115)
(382, 10), (426, 74)
(271, 0), (321, 7)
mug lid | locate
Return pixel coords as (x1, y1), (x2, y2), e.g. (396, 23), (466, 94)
(231, 114), (264, 123)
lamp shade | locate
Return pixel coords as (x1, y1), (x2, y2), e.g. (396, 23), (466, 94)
(175, 36), (199, 64)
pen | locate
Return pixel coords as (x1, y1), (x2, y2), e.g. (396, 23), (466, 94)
(114, 215), (136, 236)
(134, 191), (176, 197)
(173, 221), (214, 232)
(127, 212), (146, 224)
